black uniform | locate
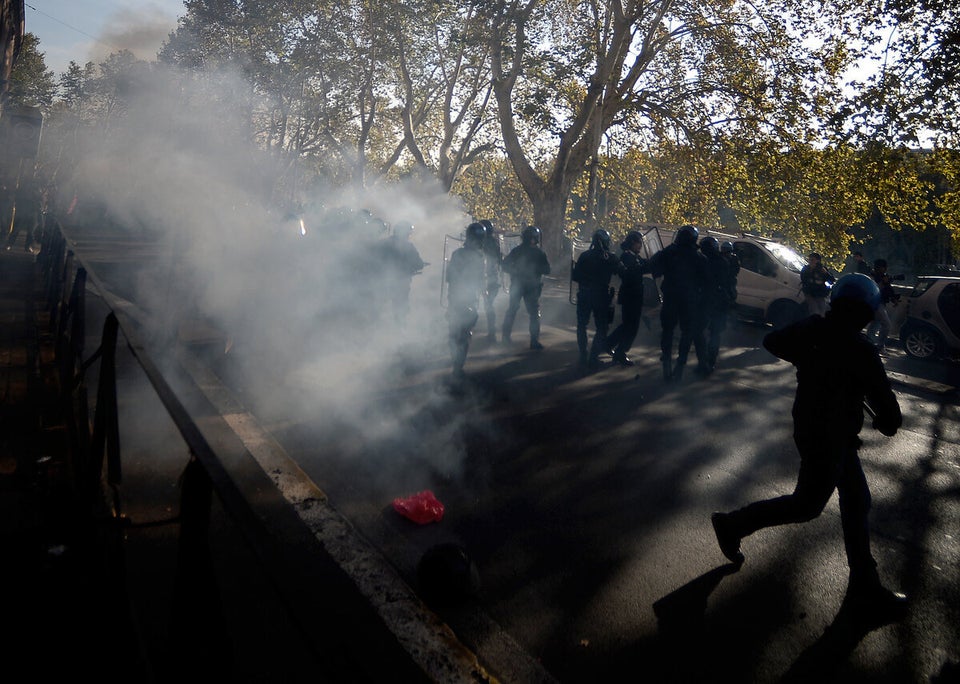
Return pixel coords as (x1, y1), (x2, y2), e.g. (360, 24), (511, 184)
(446, 245), (485, 377)
(501, 242), (551, 347)
(380, 234), (425, 323)
(606, 249), (649, 364)
(715, 310), (901, 590)
(482, 233), (502, 338)
(572, 247), (622, 367)
(722, 251), (740, 304)
(649, 241), (708, 379)
(700, 250), (734, 371)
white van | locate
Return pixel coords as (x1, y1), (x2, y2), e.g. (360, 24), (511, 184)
(652, 227), (808, 328)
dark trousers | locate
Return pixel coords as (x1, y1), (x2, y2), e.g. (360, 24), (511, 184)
(483, 285), (499, 334)
(502, 281), (541, 341)
(607, 299), (642, 357)
(724, 439), (877, 581)
(660, 296), (705, 367)
(576, 288), (611, 362)
(703, 307), (728, 368)
(448, 306), (478, 374)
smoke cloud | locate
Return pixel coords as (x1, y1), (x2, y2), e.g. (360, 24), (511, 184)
(58, 60), (483, 489)
(91, 5), (178, 65)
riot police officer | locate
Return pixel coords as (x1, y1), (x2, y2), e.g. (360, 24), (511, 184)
(446, 222), (487, 378)
(720, 241), (740, 305)
(501, 225), (551, 349)
(698, 236), (734, 374)
(480, 219), (502, 342)
(380, 220), (425, 324)
(572, 229), (623, 369)
(606, 231), (649, 366)
(649, 225), (708, 381)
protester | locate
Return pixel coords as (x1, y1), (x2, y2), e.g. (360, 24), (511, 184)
(712, 273), (907, 623)
(799, 252), (834, 317)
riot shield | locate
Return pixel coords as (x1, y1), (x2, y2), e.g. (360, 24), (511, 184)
(440, 233), (464, 307)
(568, 237), (591, 304)
(640, 226), (665, 311)
(497, 231), (521, 294)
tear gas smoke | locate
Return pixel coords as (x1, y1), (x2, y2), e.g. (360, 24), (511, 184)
(58, 61), (487, 485)
(90, 6), (178, 67)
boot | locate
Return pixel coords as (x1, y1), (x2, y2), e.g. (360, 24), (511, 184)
(844, 576), (907, 625)
(672, 363), (684, 381)
(711, 512), (744, 566)
(661, 358), (673, 381)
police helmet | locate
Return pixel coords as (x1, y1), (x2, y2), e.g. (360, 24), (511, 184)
(480, 219), (495, 235)
(720, 241), (735, 254)
(874, 258), (888, 269)
(830, 273), (881, 312)
(465, 222), (487, 247)
(699, 236), (720, 255)
(676, 224), (699, 246)
(621, 230), (643, 251)
(393, 221), (414, 238)
(591, 229), (612, 251)
(521, 225), (541, 245)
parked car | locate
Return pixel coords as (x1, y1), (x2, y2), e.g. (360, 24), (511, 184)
(899, 275), (960, 360)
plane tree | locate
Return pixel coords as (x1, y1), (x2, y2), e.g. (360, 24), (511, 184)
(476, 0), (881, 257)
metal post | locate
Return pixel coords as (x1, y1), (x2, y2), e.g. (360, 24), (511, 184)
(89, 312), (120, 500)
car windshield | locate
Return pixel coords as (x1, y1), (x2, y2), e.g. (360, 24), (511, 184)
(764, 242), (806, 273)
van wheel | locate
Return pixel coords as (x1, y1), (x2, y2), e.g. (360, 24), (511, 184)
(901, 324), (943, 360)
(767, 300), (803, 330)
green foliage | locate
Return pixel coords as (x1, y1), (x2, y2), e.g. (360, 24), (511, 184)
(15, 0), (959, 271)
(6, 33), (56, 108)
(451, 156), (533, 231)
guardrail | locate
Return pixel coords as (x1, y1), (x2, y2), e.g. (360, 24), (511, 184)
(35, 218), (460, 682)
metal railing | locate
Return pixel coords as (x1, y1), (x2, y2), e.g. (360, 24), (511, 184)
(37, 218), (435, 682)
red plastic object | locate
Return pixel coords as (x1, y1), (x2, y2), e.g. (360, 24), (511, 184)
(392, 490), (445, 524)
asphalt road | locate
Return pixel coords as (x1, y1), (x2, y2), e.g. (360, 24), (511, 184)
(72, 224), (960, 683)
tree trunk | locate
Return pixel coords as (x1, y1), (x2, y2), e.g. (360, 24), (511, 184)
(532, 192), (571, 265)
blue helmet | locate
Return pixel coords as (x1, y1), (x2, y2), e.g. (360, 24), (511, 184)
(393, 221), (414, 238)
(830, 273), (881, 312)
(699, 236), (719, 255)
(522, 225), (541, 245)
(465, 222), (487, 247)
(591, 229), (612, 251)
(676, 224), (699, 246)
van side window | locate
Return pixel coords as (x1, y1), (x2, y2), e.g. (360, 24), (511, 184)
(735, 242), (776, 277)
(938, 282), (960, 338)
